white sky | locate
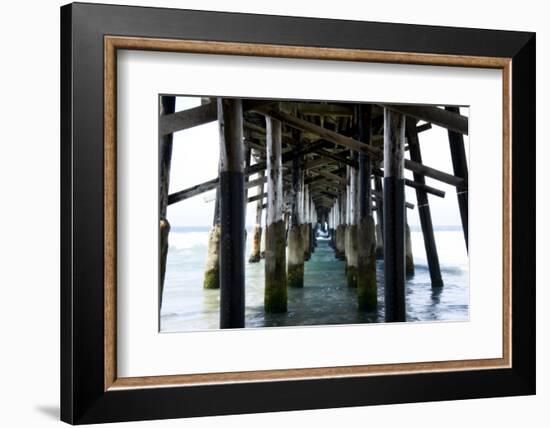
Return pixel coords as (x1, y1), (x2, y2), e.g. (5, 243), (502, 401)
(166, 97), (469, 228)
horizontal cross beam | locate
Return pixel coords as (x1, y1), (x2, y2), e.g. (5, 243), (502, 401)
(381, 104), (468, 135)
(255, 106), (465, 188)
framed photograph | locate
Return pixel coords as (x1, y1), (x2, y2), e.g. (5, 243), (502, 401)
(60, 2), (535, 424)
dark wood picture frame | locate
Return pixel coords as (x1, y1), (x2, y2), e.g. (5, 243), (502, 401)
(61, 2), (535, 424)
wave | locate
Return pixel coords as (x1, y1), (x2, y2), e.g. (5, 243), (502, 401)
(168, 231), (209, 250)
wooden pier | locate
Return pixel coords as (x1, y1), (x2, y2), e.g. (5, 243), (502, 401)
(159, 97), (469, 326)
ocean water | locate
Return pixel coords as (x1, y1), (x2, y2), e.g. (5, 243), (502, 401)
(160, 227), (469, 332)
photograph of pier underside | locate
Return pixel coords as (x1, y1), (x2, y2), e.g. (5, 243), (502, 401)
(159, 97), (469, 330)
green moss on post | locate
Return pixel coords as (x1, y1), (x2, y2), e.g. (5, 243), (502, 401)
(375, 220), (384, 259)
(357, 216), (378, 310)
(346, 225), (358, 287)
(333, 226), (339, 257)
(203, 224), (221, 289)
(159, 218), (170, 308)
(248, 225), (262, 263)
(301, 223), (311, 261)
(335, 224), (345, 259)
(287, 226), (304, 288)
(287, 264), (304, 288)
(265, 220), (287, 312)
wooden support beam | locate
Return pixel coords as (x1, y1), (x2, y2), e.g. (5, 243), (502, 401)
(160, 99), (273, 135)
(249, 149), (264, 263)
(167, 144), (444, 206)
(169, 177), (218, 205)
(203, 190), (221, 290)
(159, 96), (175, 312)
(288, 140), (305, 287)
(316, 147), (357, 168)
(383, 108), (406, 323)
(346, 153), (359, 287)
(402, 176), (445, 198)
(446, 106), (469, 250)
(358, 105), (372, 220)
(374, 175), (384, 259)
(357, 104), (377, 310)
(416, 122), (432, 133)
(372, 191), (415, 209)
(282, 101), (354, 117)
(372, 168), (445, 198)
(407, 118), (443, 287)
(160, 101), (217, 136)
(244, 139), (266, 153)
(218, 98), (245, 328)
(313, 169), (347, 185)
(265, 114), (287, 313)
(247, 192), (266, 204)
(256, 106), (465, 187)
(382, 104), (468, 135)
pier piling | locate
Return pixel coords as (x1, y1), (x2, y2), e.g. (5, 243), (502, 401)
(374, 175), (384, 259)
(346, 155), (359, 287)
(406, 118), (443, 287)
(445, 106), (469, 250)
(218, 98), (245, 328)
(159, 95), (175, 310)
(288, 140), (305, 288)
(203, 196), (221, 289)
(356, 104), (378, 310)
(383, 109), (406, 322)
(265, 114), (288, 312)
(248, 150), (264, 263)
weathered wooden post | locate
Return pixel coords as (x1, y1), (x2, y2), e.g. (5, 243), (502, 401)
(310, 196), (316, 252)
(374, 175), (384, 259)
(329, 205), (335, 248)
(248, 150), (264, 263)
(159, 96), (175, 310)
(405, 211), (415, 277)
(302, 183), (311, 261)
(347, 155), (359, 287)
(406, 119), (443, 287)
(336, 194), (346, 259)
(288, 142), (305, 287)
(445, 106), (469, 250)
(334, 199), (339, 255)
(344, 166), (351, 272)
(203, 189), (221, 289)
(332, 203), (336, 247)
(331, 201), (337, 251)
(383, 108), (406, 322)
(265, 115), (288, 312)
(356, 104), (378, 310)
(260, 218), (266, 259)
(218, 98), (245, 328)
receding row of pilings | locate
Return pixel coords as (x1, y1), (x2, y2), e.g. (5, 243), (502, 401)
(200, 106), (319, 321)
(159, 96), (469, 327)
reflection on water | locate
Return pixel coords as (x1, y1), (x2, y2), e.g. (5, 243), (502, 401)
(161, 229), (468, 332)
